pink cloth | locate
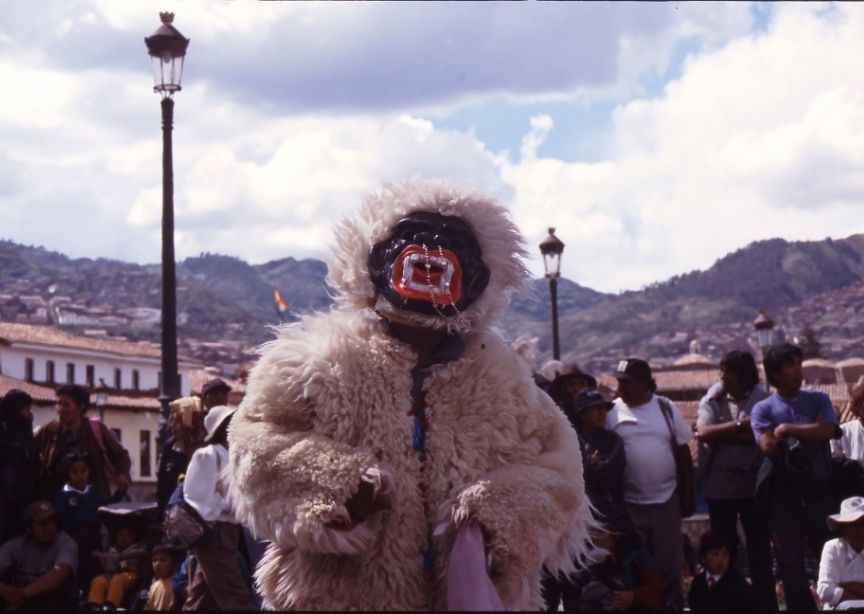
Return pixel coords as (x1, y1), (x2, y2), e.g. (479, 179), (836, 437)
(443, 521), (504, 611)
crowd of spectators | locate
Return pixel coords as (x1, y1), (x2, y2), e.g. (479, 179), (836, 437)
(540, 342), (864, 612)
(3, 345), (864, 611)
(0, 377), (258, 611)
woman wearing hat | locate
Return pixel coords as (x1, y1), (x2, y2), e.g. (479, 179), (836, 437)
(818, 496), (864, 610)
(182, 405), (255, 610)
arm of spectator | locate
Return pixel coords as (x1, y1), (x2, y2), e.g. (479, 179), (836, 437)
(668, 399), (694, 445)
(818, 540), (845, 608)
(21, 563), (74, 601)
(697, 418), (755, 444)
(750, 403), (777, 457)
(0, 583), (27, 610)
(773, 421), (836, 443)
(839, 581), (864, 599)
(758, 431), (778, 457)
(696, 392), (749, 443)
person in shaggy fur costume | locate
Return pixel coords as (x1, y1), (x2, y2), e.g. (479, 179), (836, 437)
(226, 180), (591, 610)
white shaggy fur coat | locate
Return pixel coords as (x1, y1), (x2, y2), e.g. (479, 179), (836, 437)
(227, 181), (589, 610)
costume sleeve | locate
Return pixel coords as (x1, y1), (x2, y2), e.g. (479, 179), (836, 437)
(817, 539), (844, 608)
(226, 328), (391, 556)
(100, 422), (132, 476)
(443, 378), (591, 607)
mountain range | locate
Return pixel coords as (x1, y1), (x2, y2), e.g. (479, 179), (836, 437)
(2, 233), (863, 375)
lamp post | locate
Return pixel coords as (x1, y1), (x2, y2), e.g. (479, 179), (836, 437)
(95, 378), (108, 423)
(539, 228), (565, 361)
(145, 13), (189, 434)
(754, 309), (775, 362)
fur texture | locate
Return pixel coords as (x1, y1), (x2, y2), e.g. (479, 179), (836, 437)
(227, 181), (589, 610)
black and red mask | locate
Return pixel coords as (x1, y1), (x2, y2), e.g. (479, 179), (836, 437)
(368, 212), (491, 317)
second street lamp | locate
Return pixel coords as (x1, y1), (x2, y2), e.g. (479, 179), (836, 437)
(145, 12), (189, 433)
(539, 228), (565, 361)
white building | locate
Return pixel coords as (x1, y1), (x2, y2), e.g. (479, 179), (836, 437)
(0, 322), (201, 492)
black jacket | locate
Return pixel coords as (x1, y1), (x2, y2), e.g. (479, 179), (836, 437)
(688, 568), (757, 612)
(579, 428), (627, 525)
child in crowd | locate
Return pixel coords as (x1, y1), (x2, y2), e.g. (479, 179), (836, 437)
(86, 522), (148, 611)
(144, 544), (181, 611)
(561, 522), (662, 611)
(52, 451), (116, 596)
(688, 531), (756, 611)
(818, 496), (864, 610)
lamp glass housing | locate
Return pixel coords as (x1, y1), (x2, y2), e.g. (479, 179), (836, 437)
(151, 52), (185, 94)
(543, 251), (562, 279)
(756, 328), (775, 348)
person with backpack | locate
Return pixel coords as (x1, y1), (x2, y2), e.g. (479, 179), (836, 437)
(605, 358), (693, 611)
(34, 384), (132, 501)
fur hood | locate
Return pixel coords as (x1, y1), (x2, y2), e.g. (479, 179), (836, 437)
(326, 180), (529, 333)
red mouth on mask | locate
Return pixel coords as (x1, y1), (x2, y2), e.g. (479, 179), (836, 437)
(390, 244), (463, 306)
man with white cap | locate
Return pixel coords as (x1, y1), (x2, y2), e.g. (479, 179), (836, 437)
(182, 405), (254, 611)
(606, 357), (693, 611)
(818, 496), (864, 610)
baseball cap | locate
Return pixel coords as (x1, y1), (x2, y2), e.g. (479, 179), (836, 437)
(614, 358), (652, 382)
(24, 500), (56, 525)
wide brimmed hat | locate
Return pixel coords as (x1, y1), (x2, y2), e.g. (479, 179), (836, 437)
(554, 363), (597, 387)
(828, 496), (864, 531)
(569, 388), (614, 416)
(201, 378), (232, 398)
(203, 405), (237, 443)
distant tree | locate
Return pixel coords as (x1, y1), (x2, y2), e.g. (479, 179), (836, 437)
(798, 326), (824, 359)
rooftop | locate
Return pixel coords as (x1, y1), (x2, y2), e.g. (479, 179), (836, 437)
(0, 321), (199, 365)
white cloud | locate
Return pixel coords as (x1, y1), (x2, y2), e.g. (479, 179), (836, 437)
(501, 3), (864, 291)
(1, 2), (862, 299)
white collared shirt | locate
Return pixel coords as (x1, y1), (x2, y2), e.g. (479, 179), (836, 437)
(706, 571), (723, 587)
(818, 537), (864, 609)
(832, 420), (864, 466)
(183, 443), (236, 523)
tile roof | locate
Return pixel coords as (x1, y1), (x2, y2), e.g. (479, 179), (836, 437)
(0, 321), (199, 364)
(0, 374), (160, 412)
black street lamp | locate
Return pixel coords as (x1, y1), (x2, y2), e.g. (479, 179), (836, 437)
(754, 309), (775, 358)
(145, 13), (189, 433)
(539, 228), (565, 361)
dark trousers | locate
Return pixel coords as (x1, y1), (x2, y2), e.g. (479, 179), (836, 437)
(768, 480), (833, 613)
(707, 497), (777, 611)
(183, 522), (255, 611)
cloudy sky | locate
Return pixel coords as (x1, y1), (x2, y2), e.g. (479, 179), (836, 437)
(1, 2), (862, 293)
